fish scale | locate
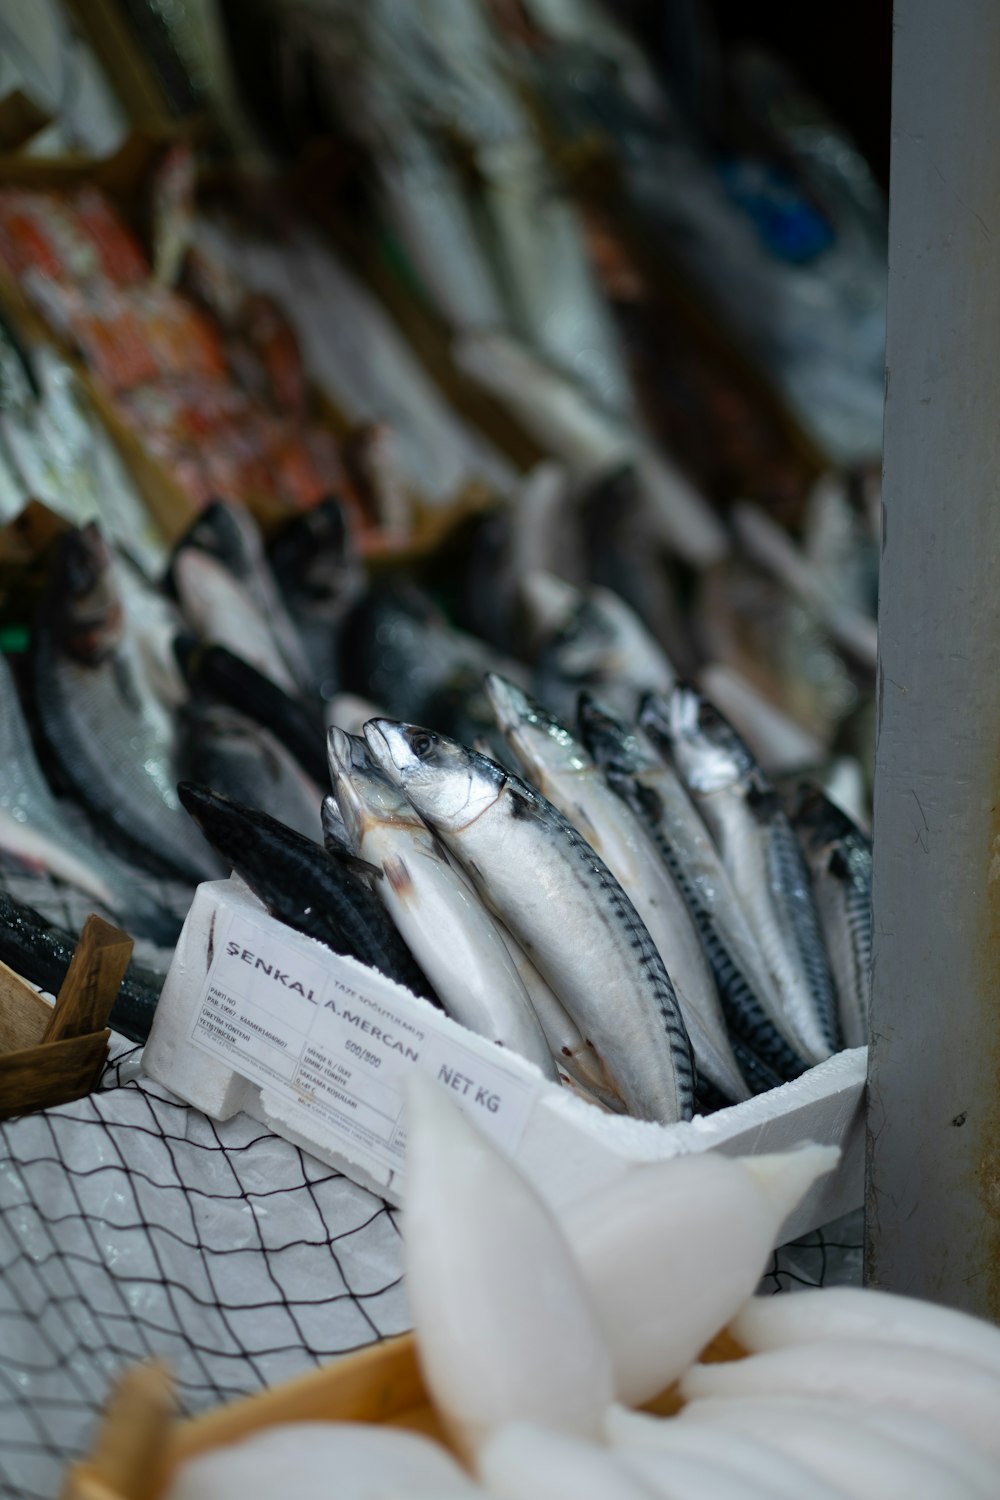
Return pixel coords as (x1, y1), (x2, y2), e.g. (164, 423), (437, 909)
(365, 721), (695, 1125)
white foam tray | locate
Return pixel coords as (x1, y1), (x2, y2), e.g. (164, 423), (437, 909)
(144, 879), (867, 1242)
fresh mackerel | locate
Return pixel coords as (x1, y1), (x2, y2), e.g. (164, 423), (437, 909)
(643, 687), (840, 1064)
(0, 653), (180, 944)
(486, 674), (747, 1103)
(579, 696), (808, 1082)
(791, 785), (872, 1049)
(326, 729), (556, 1079)
(365, 719), (695, 1124)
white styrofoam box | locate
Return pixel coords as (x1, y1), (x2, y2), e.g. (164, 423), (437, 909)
(144, 879), (867, 1243)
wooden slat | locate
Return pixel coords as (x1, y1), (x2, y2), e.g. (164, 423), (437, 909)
(0, 1031), (109, 1118)
(44, 916), (132, 1044)
(68, 1364), (175, 1500)
(0, 959), (53, 1052)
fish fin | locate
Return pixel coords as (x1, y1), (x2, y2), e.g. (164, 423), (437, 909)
(328, 846), (384, 883)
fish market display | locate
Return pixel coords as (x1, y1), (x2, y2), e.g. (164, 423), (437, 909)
(169, 1081), (1000, 1499)
(365, 719), (696, 1125)
(0, 19), (880, 1105)
(326, 728), (556, 1080)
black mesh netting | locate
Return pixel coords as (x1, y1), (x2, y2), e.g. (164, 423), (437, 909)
(0, 867), (862, 1500)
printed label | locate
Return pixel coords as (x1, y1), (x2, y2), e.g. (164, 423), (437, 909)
(189, 909), (539, 1177)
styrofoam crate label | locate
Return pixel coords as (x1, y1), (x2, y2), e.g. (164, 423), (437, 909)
(189, 908), (539, 1171)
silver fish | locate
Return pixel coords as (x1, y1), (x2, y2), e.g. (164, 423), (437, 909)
(791, 784), (872, 1049)
(525, 572), (677, 723)
(172, 499), (314, 694)
(486, 674), (747, 1103)
(179, 701), (324, 844)
(30, 524), (222, 886)
(364, 718), (695, 1124)
(327, 728), (557, 1080)
(643, 685), (840, 1065)
(488, 913), (625, 1109)
(0, 652), (180, 944)
(578, 695), (809, 1083)
(172, 547), (302, 698)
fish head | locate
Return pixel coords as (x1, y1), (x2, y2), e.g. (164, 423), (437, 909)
(327, 725), (419, 845)
(577, 694), (658, 778)
(364, 719), (504, 832)
(790, 782), (863, 857)
(177, 499), (256, 579)
(542, 596), (614, 685)
(644, 684), (754, 794)
(48, 523), (122, 664)
(485, 672), (587, 780)
(270, 496), (358, 609)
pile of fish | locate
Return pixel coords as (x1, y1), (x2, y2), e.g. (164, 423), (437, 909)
(168, 1081), (1000, 1500)
(0, 466), (871, 1118)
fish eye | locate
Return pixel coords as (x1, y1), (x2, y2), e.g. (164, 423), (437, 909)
(409, 731), (436, 758)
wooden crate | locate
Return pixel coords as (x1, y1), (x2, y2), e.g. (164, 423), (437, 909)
(0, 913), (132, 1118)
(62, 1327), (745, 1500)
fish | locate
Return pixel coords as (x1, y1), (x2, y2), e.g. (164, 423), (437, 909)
(731, 501), (878, 673)
(174, 638), (328, 786)
(790, 784), (872, 1049)
(0, 887), (166, 1043)
(171, 545), (302, 697)
(697, 663), (825, 777)
(452, 330), (729, 568)
(486, 674), (747, 1103)
(642, 685), (841, 1064)
(525, 573), (676, 723)
(364, 718), (695, 1124)
(269, 495), (365, 699)
(168, 498), (314, 693)
(337, 577), (529, 755)
(0, 653), (182, 946)
(177, 782), (436, 1001)
(29, 525), (222, 885)
(578, 694), (808, 1082)
(178, 700), (324, 844)
(578, 464), (697, 680)
(487, 916), (624, 1108)
(326, 730), (556, 1078)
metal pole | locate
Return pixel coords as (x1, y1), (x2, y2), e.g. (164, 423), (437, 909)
(866, 0), (1000, 1318)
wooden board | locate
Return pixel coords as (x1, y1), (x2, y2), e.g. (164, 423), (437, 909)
(0, 959), (53, 1052)
(0, 1029), (110, 1118)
